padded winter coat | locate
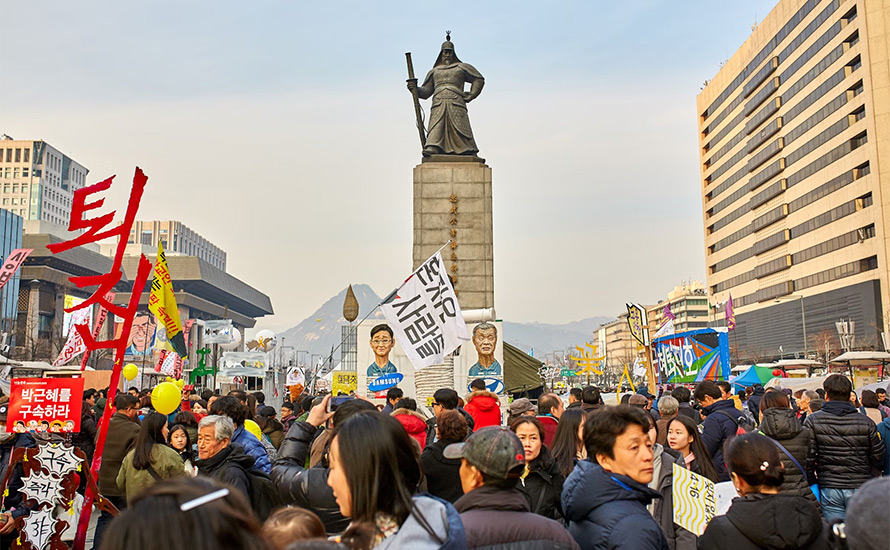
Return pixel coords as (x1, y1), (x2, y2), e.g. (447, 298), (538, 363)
(803, 400), (885, 489)
(698, 493), (828, 550)
(464, 390), (502, 430)
(758, 407), (818, 506)
(700, 399), (744, 481)
(518, 445), (564, 521)
(455, 485), (579, 550)
(393, 408), (429, 449)
(271, 421), (348, 535)
(195, 443), (254, 501)
(562, 460), (669, 550)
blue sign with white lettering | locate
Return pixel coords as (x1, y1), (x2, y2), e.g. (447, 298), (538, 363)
(468, 377), (505, 394)
(369, 372), (404, 392)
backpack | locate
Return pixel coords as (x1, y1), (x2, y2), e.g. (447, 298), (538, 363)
(715, 409), (755, 436)
(245, 468), (283, 520)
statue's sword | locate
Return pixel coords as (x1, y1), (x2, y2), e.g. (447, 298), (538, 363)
(405, 52), (427, 147)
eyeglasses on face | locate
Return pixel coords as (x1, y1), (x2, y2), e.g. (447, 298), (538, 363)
(371, 339), (393, 345)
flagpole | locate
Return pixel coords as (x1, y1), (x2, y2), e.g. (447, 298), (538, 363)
(309, 241), (452, 391)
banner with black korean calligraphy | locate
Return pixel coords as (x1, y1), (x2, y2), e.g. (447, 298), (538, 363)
(381, 252), (469, 369)
(7, 378), (84, 433)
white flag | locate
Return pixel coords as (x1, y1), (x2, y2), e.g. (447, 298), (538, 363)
(654, 319), (675, 340)
(381, 252), (469, 369)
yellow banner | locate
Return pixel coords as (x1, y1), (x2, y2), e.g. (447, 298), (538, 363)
(148, 242), (187, 357)
(332, 372), (358, 396)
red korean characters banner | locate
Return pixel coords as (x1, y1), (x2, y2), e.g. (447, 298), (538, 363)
(7, 378), (84, 433)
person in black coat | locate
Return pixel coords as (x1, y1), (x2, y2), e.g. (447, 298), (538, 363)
(563, 406), (669, 550)
(747, 384), (765, 420)
(72, 399), (98, 464)
(0, 403), (37, 550)
(757, 391), (818, 508)
(695, 380), (743, 481)
(699, 433), (828, 550)
(671, 386), (702, 424)
(510, 417), (565, 521)
(194, 415), (253, 500)
(271, 395), (376, 535)
(447, 426), (579, 550)
(421, 409), (468, 503)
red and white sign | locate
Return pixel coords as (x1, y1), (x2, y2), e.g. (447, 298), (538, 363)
(7, 378), (84, 433)
(53, 293), (114, 367)
(0, 248), (32, 290)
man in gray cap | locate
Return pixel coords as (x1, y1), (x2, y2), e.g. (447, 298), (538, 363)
(508, 398), (536, 424)
(446, 427), (579, 549)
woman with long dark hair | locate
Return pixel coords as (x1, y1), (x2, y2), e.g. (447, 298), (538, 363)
(327, 411), (465, 549)
(100, 476), (269, 550)
(667, 415), (720, 483)
(699, 433), (828, 550)
(549, 408), (587, 478)
(509, 416), (565, 521)
(757, 390), (818, 508)
(117, 412), (187, 503)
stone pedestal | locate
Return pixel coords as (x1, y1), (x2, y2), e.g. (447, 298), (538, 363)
(413, 160), (494, 310)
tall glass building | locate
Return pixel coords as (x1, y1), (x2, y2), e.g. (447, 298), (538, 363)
(0, 210), (24, 344)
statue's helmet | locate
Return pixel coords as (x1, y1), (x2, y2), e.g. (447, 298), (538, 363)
(435, 32), (461, 66)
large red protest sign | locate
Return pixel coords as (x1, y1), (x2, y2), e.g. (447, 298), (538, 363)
(7, 378), (84, 433)
(0, 248), (32, 290)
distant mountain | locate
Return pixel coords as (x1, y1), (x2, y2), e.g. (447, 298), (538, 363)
(276, 284), (385, 362)
(503, 317), (614, 358)
(277, 285), (612, 364)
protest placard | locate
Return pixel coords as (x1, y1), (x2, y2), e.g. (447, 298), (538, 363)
(672, 462), (717, 536)
(7, 378), (84, 433)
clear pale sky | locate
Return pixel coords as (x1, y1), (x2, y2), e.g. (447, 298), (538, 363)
(0, 0), (779, 334)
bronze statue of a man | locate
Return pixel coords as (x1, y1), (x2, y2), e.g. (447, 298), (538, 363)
(408, 34), (484, 157)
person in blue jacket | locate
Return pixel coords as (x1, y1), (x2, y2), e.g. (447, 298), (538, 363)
(562, 405), (669, 550)
(209, 396), (271, 474)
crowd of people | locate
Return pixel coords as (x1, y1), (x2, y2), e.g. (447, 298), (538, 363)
(0, 372), (887, 550)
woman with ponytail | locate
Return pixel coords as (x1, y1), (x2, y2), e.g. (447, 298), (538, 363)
(699, 433), (829, 550)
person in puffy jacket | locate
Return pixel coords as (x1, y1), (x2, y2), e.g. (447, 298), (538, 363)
(117, 412), (187, 504)
(803, 374), (885, 521)
(421, 410), (468, 503)
(695, 380), (744, 481)
(747, 384), (765, 421)
(757, 390), (818, 508)
(194, 415), (255, 501)
(464, 380), (502, 431)
(699, 433), (828, 550)
(563, 405), (669, 550)
(327, 410), (465, 550)
(391, 399), (428, 449)
(272, 395), (377, 535)
(448, 426), (579, 550)
(510, 417), (564, 520)
(210, 396), (271, 474)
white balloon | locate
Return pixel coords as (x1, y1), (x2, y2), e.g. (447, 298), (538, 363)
(255, 329), (277, 352)
(219, 327), (241, 350)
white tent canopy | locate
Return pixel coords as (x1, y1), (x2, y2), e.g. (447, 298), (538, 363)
(830, 351), (890, 366)
(765, 375), (830, 392)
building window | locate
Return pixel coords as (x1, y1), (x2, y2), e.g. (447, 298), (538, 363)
(14, 149), (20, 163)
(22, 149), (29, 163)
(141, 231), (152, 243)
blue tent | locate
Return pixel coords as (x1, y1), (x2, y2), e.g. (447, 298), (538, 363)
(730, 365), (777, 391)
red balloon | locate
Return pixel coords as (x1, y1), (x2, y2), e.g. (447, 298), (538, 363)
(772, 369), (783, 377)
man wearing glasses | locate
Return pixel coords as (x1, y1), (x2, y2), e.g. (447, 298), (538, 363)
(468, 323), (501, 377)
(366, 324), (399, 377)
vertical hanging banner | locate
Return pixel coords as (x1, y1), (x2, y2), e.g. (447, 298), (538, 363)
(0, 248), (32, 290)
(726, 293), (736, 330)
(626, 303), (649, 346)
(52, 292), (114, 367)
(148, 241), (187, 358)
(381, 252), (469, 369)
(45, 168), (154, 550)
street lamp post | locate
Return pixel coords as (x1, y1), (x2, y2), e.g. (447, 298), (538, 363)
(774, 295), (807, 359)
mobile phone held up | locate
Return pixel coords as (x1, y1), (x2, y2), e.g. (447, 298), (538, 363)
(327, 396), (353, 413)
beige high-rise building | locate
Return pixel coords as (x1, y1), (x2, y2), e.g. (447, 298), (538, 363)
(647, 281), (712, 334)
(697, 0), (888, 363)
(130, 220), (226, 271)
(0, 136), (88, 225)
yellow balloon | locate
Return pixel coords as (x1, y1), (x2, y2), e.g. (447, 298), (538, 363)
(175, 379), (184, 389)
(165, 376), (173, 383)
(151, 382), (180, 415)
(122, 363), (139, 381)
(244, 419), (263, 441)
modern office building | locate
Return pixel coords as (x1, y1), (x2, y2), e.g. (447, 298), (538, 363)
(697, 0), (888, 363)
(130, 220), (226, 271)
(0, 136), (89, 225)
(0, 210), (23, 339)
(647, 281), (712, 334)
